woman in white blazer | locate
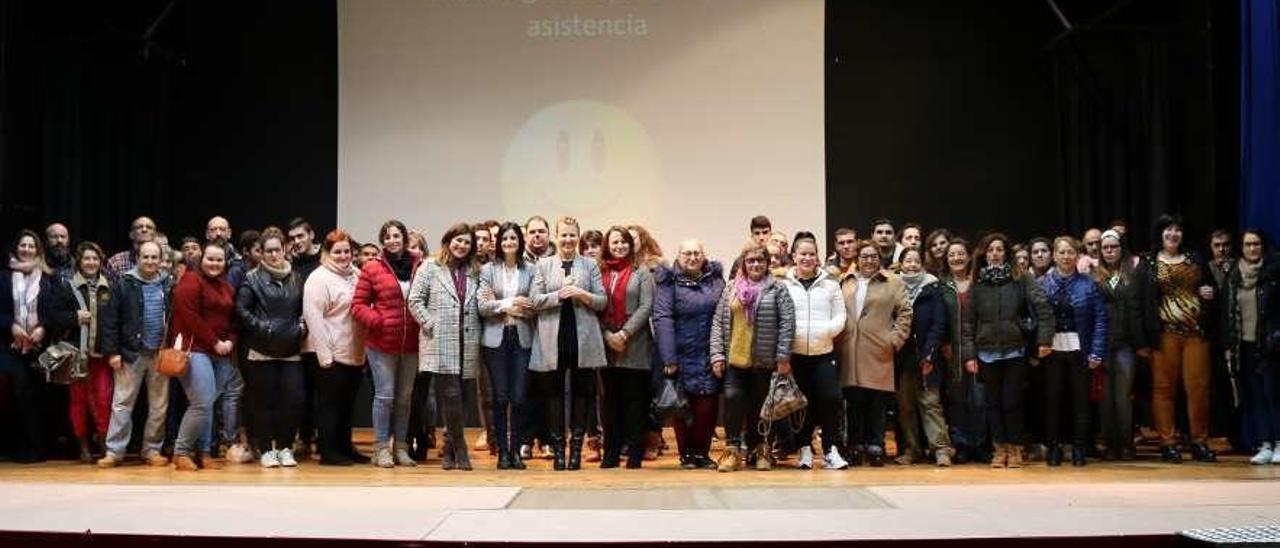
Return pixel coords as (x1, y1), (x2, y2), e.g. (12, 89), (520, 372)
(477, 222), (535, 470)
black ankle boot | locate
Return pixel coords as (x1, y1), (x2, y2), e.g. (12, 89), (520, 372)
(1046, 444), (1063, 467)
(568, 432), (584, 471)
(497, 448), (512, 470)
(1190, 443), (1217, 463)
(1160, 445), (1183, 463)
(1071, 446), (1087, 467)
(442, 441), (456, 470)
(454, 443), (472, 471)
(626, 445), (644, 469)
(552, 436), (566, 471)
(509, 448), (527, 470)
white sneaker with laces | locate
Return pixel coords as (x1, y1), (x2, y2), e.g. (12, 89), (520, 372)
(825, 447), (850, 470)
(260, 450), (280, 468)
(797, 446), (814, 469)
(1251, 443), (1273, 465)
(278, 448), (298, 467)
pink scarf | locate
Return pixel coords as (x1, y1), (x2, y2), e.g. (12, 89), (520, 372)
(734, 275), (764, 324)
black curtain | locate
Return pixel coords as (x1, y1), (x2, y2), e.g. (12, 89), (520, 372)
(1049, 0), (1236, 250)
(0, 0), (336, 254)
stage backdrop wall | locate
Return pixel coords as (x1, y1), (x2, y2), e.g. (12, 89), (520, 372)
(337, 0), (825, 265)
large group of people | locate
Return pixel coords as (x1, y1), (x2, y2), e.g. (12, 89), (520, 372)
(1, 212), (1277, 472)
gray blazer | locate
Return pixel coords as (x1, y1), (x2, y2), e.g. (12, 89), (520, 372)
(407, 259), (482, 379)
(529, 254), (607, 372)
(477, 261), (535, 349)
(602, 266), (655, 371)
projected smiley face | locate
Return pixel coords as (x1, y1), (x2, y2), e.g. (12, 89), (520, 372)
(501, 100), (659, 222)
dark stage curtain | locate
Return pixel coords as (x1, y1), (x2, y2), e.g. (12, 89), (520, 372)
(1050, 0), (1229, 250)
(1240, 0), (1280, 240)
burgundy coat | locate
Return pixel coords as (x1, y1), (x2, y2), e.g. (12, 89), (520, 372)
(352, 254), (421, 355)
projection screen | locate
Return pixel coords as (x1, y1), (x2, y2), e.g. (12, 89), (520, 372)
(339, 0), (824, 265)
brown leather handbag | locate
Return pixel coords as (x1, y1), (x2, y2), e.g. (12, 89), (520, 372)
(155, 316), (191, 377)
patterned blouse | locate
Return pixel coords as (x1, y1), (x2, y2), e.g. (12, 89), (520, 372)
(1156, 258), (1202, 336)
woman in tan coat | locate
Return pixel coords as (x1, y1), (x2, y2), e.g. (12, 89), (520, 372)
(839, 240), (912, 466)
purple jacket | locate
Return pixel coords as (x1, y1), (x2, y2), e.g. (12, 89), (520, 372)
(653, 261), (725, 395)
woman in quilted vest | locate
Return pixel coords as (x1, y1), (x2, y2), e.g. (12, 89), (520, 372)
(408, 222), (483, 471)
(710, 241), (795, 472)
(352, 220), (422, 468)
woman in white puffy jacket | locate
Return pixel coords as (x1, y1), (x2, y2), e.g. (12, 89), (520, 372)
(781, 234), (849, 470)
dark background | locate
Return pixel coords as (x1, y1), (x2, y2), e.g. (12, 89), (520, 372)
(0, 0), (1240, 254)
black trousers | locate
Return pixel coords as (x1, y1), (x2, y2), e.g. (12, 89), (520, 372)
(1042, 350), (1091, 446)
(0, 350), (44, 458)
(601, 368), (650, 460)
(844, 386), (889, 453)
(792, 353), (842, 454)
(429, 372), (467, 451)
(531, 351), (596, 440)
(241, 360), (305, 453)
(983, 356), (1028, 445)
(316, 363), (363, 458)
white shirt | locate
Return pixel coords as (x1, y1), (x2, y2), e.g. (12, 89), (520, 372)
(853, 274), (870, 319)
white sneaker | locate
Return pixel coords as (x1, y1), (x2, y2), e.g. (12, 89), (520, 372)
(519, 444), (533, 460)
(824, 447), (850, 470)
(260, 450), (280, 468)
(1272, 442), (1280, 465)
(1251, 444), (1273, 465)
(797, 446), (814, 469)
(226, 443), (254, 464)
(278, 448), (298, 467)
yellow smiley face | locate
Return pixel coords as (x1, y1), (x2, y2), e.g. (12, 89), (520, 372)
(501, 100), (660, 226)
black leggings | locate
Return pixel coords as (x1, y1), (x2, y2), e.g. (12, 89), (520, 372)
(983, 356), (1028, 445)
(242, 360), (304, 453)
(531, 360), (597, 440)
(316, 363), (363, 458)
(792, 353), (842, 454)
(601, 368), (650, 459)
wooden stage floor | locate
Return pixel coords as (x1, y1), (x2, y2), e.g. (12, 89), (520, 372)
(2, 428), (1279, 543)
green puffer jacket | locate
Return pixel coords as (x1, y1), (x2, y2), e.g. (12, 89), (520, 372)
(962, 269), (1053, 361)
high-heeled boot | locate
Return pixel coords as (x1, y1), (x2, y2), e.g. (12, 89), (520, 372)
(568, 430), (585, 471)
(551, 434), (566, 471)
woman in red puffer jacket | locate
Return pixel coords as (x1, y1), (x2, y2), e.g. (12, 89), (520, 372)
(352, 220), (421, 468)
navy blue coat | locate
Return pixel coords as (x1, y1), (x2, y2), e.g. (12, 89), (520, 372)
(1038, 271), (1109, 364)
(652, 261), (725, 396)
(896, 281), (947, 387)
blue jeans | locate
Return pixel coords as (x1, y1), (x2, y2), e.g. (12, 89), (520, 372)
(1100, 345), (1136, 450)
(211, 354), (243, 448)
(1242, 343), (1280, 445)
(175, 352), (228, 456)
(367, 347), (418, 449)
(104, 351), (169, 458)
(482, 327), (530, 453)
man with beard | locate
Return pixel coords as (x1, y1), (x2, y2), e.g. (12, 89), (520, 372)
(45, 223), (74, 284)
(870, 218), (901, 269)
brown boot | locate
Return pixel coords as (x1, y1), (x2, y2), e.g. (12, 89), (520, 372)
(1006, 445), (1023, 469)
(173, 455), (200, 471)
(990, 443), (1008, 469)
(198, 454), (224, 470)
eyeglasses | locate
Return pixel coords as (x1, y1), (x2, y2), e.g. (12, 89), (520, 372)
(744, 257), (767, 265)
(679, 250), (703, 257)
